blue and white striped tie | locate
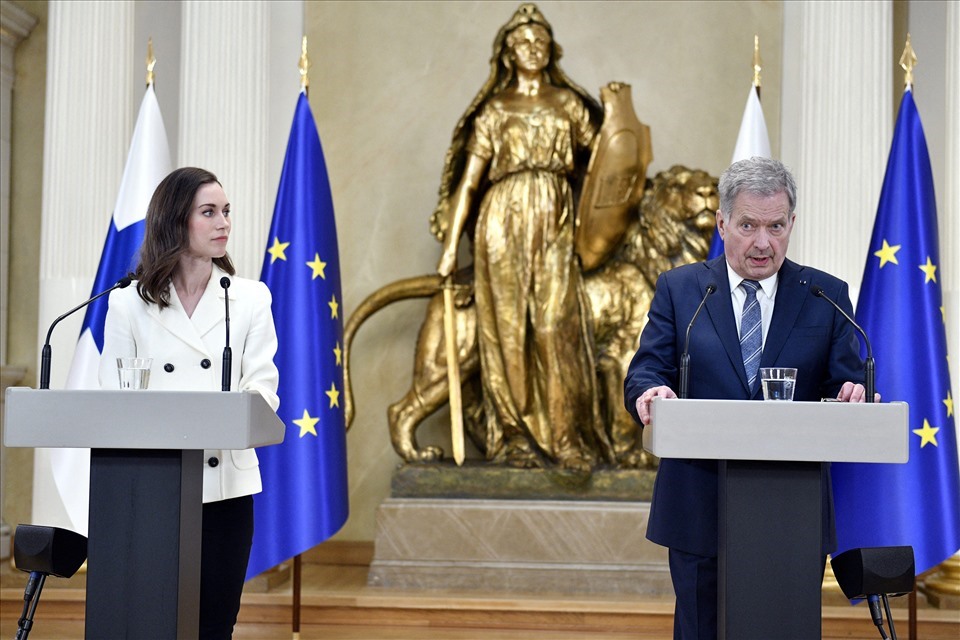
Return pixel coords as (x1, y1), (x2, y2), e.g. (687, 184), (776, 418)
(739, 280), (762, 391)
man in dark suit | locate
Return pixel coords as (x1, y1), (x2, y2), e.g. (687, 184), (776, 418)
(623, 157), (870, 640)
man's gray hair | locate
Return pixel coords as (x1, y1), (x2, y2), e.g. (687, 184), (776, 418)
(718, 157), (797, 220)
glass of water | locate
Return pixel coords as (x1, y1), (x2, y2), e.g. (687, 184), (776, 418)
(117, 357), (152, 390)
(760, 367), (797, 401)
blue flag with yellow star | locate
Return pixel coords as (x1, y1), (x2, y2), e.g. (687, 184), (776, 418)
(247, 91), (349, 579)
(832, 88), (960, 575)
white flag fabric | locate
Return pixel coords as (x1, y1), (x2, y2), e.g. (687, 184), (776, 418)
(707, 84), (772, 259)
(731, 84), (771, 163)
(32, 85), (171, 534)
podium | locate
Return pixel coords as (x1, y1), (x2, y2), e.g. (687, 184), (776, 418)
(4, 388), (284, 639)
(643, 398), (908, 640)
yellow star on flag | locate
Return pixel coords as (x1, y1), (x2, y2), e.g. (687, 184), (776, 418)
(333, 341), (342, 366)
(307, 253), (327, 280)
(918, 256), (937, 283)
(873, 239), (900, 268)
(326, 382), (340, 408)
(267, 237), (290, 263)
(912, 419), (939, 448)
(293, 409), (319, 438)
(945, 391), (954, 418)
(328, 295), (339, 319)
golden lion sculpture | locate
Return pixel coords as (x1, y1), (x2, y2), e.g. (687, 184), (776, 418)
(344, 164), (718, 468)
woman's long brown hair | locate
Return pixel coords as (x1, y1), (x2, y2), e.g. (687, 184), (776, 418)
(135, 167), (235, 308)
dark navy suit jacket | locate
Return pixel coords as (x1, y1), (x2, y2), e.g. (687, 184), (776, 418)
(623, 256), (865, 557)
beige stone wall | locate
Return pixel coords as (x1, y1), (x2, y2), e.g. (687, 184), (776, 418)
(303, 1), (783, 541)
(5, 0), (47, 533)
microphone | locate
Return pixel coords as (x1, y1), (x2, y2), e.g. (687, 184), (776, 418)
(811, 285), (875, 403)
(679, 283), (716, 399)
(220, 277), (232, 392)
(39, 275), (133, 390)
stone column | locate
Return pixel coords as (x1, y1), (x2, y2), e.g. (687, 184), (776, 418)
(0, 0), (38, 561)
(781, 0), (892, 297)
(31, 0), (135, 530)
(36, 0), (134, 387)
(178, 0), (271, 280)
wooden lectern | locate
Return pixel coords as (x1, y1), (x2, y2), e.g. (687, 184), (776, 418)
(643, 398), (908, 640)
(4, 388), (284, 640)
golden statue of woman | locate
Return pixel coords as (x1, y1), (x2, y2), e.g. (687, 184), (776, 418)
(433, 4), (612, 472)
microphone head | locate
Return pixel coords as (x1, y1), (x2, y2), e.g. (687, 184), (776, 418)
(117, 275), (133, 288)
(811, 284), (825, 297)
(220, 276), (231, 289)
(705, 283), (717, 294)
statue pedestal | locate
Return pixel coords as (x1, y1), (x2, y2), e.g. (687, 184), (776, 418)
(368, 465), (670, 595)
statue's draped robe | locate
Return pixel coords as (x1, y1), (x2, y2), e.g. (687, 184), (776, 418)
(468, 90), (606, 463)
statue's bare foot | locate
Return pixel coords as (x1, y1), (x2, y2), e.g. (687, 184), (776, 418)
(505, 439), (544, 469)
(557, 450), (592, 474)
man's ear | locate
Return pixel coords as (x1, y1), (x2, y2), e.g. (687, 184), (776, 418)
(716, 210), (726, 239)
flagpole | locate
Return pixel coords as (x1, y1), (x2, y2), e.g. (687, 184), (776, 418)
(289, 35), (309, 640)
(898, 34), (920, 640)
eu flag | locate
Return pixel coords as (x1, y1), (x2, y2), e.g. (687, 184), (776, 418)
(247, 91), (349, 579)
(832, 88), (960, 575)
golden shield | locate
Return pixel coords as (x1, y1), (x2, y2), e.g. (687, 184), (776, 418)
(575, 82), (653, 272)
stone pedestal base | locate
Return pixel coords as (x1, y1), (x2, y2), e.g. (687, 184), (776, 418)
(368, 495), (670, 595)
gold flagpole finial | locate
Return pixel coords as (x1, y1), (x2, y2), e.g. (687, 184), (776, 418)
(299, 36), (310, 95)
(899, 33), (917, 89)
(146, 37), (156, 87)
(752, 35), (762, 89)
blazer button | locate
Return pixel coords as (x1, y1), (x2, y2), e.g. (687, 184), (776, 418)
(207, 457), (219, 467)
(164, 363), (174, 373)
(200, 359), (211, 369)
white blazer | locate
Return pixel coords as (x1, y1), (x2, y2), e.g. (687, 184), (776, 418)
(99, 265), (280, 503)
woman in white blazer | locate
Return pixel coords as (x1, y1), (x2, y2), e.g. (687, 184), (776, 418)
(100, 167), (279, 639)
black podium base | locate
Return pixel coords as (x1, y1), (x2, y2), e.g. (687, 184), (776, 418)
(718, 460), (824, 640)
(85, 448), (202, 639)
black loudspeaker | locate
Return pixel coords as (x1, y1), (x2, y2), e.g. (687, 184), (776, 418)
(831, 546), (915, 599)
(13, 525), (87, 578)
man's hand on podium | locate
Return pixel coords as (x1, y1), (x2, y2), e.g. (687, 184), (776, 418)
(837, 381), (881, 403)
(636, 386), (677, 425)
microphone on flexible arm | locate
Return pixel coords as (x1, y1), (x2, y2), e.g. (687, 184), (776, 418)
(39, 275), (133, 390)
(220, 277), (232, 392)
(811, 284), (875, 403)
(679, 283), (717, 399)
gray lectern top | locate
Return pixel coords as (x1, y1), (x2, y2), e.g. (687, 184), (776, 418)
(642, 398), (908, 463)
(4, 387), (285, 450)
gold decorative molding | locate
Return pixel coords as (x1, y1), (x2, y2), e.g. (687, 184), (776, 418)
(920, 553), (960, 609)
